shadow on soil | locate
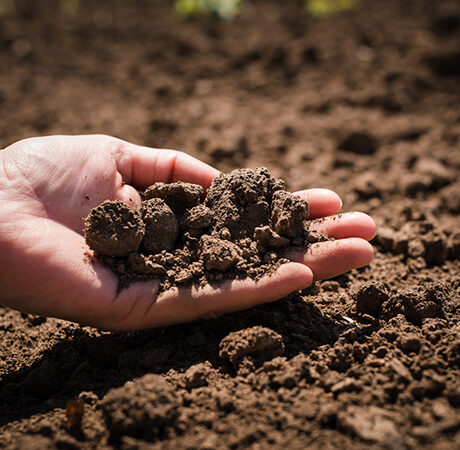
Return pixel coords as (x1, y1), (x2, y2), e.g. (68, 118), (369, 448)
(0, 292), (349, 426)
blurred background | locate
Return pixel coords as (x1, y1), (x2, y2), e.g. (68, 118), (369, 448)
(0, 0), (459, 216)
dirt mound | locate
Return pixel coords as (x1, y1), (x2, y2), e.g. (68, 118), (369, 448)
(85, 168), (326, 292)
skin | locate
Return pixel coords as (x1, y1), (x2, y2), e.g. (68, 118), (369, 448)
(0, 135), (376, 331)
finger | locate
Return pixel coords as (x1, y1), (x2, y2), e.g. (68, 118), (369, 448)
(309, 212), (376, 240)
(287, 238), (374, 281)
(293, 189), (342, 219)
(110, 138), (220, 191)
(112, 176), (142, 206)
(112, 262), (313, 331)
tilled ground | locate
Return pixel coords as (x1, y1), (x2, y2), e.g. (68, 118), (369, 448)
(0, 0), (459, 448)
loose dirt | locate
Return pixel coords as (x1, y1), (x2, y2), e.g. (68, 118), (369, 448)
(0, 0), (459, 449)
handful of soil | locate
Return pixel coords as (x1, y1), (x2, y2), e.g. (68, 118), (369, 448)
(84, 168), (328, 292)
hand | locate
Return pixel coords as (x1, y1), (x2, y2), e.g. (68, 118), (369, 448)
(0, 135), (375, 331)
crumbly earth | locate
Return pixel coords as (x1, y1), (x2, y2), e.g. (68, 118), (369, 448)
(85, 167), (325, 293)
(140, 198), (178, 254)
(145, 181), (203, 216)
(84, 201), (145, 257)
(1, 0), (460, 449)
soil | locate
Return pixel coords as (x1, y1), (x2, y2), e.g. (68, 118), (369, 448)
(86, 168), (322, 292)
(0, 0), (459, 449)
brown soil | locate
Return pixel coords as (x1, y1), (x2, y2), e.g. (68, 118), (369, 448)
(0, 0), (459, 449)
(86, 168), (322, 292)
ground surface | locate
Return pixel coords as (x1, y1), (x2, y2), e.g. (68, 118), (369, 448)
(0, 0), (459, 448)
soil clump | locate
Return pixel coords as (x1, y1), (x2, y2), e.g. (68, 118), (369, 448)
(84, 168), (327, 292)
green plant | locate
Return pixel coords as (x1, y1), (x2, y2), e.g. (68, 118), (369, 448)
(305, 0), (358, 17)
(175, 0), (242, 19)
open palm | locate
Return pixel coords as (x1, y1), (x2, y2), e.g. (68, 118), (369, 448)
(0, 135), (375, 331)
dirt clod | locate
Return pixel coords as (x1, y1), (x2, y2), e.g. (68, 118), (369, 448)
(254, 225), (290, 249)
(184, 363), (211, 389)
(84, 200), (145, 256)
(381, 283), (447, 325)
(354, 281), (390, 316)
(199, 235), (242, 272)
(397, 333), (422, 353)
(180, 204), (214, 230)
(141, 198), (178, 253)
(219, 326), (285, 367)
(271, 190), (309, 239)
(145, 181), (203, 216)
(101, 374), (178, 442)
(205, 167), (284, 239)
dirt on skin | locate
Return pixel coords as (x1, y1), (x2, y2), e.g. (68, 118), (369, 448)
(1, 0), (460, 449)
(85, 167), (326, 292)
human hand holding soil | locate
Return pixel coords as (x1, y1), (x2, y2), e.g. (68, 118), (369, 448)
(0, 135), (375, 331)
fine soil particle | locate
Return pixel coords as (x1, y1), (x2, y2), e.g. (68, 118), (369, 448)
(84, 168), (327, 292)
(1, 1), (460, 449)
